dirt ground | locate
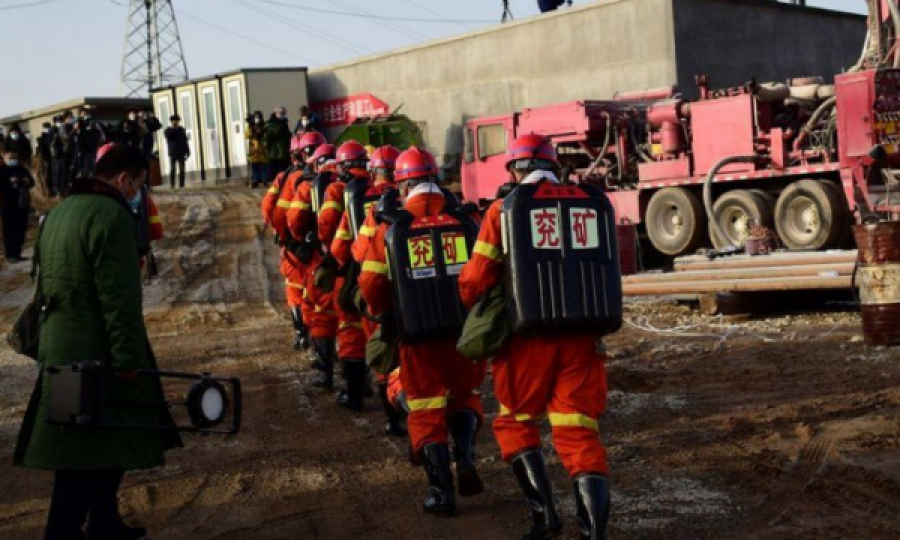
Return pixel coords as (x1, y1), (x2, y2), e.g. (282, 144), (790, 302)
(1, 187), (899, 540)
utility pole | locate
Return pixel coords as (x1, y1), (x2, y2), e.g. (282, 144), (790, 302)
(120, 0), (189, 97)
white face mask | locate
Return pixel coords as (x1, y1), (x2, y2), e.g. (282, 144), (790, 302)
(7, 159), (19, 167)
(10, 133), (20, 140)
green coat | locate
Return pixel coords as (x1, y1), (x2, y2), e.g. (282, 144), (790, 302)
(14, 178), (181, 471)
(263, 118), (290, 161)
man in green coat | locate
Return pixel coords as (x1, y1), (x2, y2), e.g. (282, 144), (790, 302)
(263, 109), (291, 184)
(14, 144), (182, 540)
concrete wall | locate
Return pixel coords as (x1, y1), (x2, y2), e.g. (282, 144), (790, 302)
(308, 0), (865, 170)
(246, 71), (309, 121)
(309, 0), (677, 168)
(673, 0), (866, 96)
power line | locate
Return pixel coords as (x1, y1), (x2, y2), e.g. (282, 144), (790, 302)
(326, 0), (431, 42)
(0, 0), (67, 11)
(230, 0), (374, 57)
(175, 8), (317, 65)
(396, 0), (472, 31)
(251, 0), (494, 24)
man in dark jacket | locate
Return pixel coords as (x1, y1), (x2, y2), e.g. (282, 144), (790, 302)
(117, 111), (143, 148)
(164, 114), (190, 188)
(14, 144), (182, 540)
(140, 110), (163, 159)
(49, 116), (71, 197)
(0, 150), (35, 262)
(38, 123), (53, 193)
(5, 124), (33, 164)
(263, 110), (291, 183)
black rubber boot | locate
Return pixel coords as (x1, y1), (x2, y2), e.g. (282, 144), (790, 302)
(573, 474), (610, 540)
(450, 409), (484, 497)
(378, 383), (407, 437)
(310, 338), (335, 390)
(291, 308), (309, 350)
(336, 359), (366, 411)
(512, 449), (562, 540)
(421, 443), (457, 516)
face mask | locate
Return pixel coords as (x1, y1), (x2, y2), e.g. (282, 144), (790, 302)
(55, 123), (63, 128)
(7, 159), (18, 167)
(301, 118), (309, 127)
(11, 133), (20, 140)
(43, 128), (50, 134)
(130, 189), (142, 211)
(129, 115), (136, 121)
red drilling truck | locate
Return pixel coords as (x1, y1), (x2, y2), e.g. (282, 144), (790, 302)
(461, 2), (900, 266)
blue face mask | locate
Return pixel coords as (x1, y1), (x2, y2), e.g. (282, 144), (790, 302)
(7, 159), (18, 167)
(130, 189), (142, 211)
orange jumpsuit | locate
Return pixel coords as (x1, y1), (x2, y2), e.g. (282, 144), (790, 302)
(273, 169), (309, 309)
(302, 252), (338, 339)
(359, 186), (486, 457)
(261, 168), (291, 228)
(147, 196), (163, 241)
(458, 198), (609, 478)
(320, 172), (368, 360)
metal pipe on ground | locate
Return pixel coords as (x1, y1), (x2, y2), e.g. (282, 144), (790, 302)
(624, 262), (854, 285)
(623, 275), (851, 296)
(674, 250), (858, 272)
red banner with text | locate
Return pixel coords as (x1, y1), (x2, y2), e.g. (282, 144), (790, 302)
(312, 93), (390, 128)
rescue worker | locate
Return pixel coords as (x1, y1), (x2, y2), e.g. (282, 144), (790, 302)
(301, 251), (339, 389)
(319, 140), (370, 411)
(287, 143), (337, 385)
(458, 134), (613, 540)
(344, 145), (407, 435)
(270, 132), (326, 350)
(359, 146), (486, 516)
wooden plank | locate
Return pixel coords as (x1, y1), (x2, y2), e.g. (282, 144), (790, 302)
(624, 262), (853, 284)
(674, 250), (857, 272)
(623, 275), (852, 296)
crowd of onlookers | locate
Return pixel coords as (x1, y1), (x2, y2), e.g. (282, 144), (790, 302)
(245, 105), (321, 188)
(0, 107), (166, 198)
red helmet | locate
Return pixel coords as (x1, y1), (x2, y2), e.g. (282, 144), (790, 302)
(505, 133), (558, 169)
(308, 143), (335, 164)
(395, 146), (438, 182)
(96, 142), (117, 163)
(336, 140), (368, 164)
(296, 131), (326, 155)
(370, 145), (401, 170)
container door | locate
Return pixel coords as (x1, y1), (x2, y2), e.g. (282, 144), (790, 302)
(179, 91), (198, 172)
(202, 87), (222, 170)
(226, 81), (247, 168)
(155, 94), (172, 177)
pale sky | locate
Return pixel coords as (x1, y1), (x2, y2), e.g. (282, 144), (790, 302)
(0, 0), (867, 118)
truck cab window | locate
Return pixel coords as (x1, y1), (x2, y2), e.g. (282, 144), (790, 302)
(464, 128), (475, 163)
(477, 124), (506, 160)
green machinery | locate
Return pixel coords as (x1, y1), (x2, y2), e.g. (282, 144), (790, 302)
(335, 114), (424, 150)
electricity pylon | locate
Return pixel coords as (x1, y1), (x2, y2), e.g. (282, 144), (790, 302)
(120, 0), (189, 97)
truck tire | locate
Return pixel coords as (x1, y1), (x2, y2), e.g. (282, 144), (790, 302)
(709, 189), (774, 249)
(646, 187), (706, 256)
(774, 179), (845, 250)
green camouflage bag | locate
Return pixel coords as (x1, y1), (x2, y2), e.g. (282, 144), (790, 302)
(456, 284), (510, 360)
(366, 324), (400, 376)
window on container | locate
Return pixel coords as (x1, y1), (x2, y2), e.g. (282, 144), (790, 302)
(180, 94), (194, 130)
(477, 124), (506, 159)
(203, 91), (217, 130)
(464, 128), (475, 163)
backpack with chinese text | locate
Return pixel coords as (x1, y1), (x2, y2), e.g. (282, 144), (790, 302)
(385, 207), (478, 342)
(501, 181), (622, 335)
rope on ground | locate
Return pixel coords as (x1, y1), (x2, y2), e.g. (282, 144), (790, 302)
(623, 315), (778, 351)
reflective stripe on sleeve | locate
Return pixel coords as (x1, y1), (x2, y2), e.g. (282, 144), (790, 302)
(407, 396), (448, 411)
(285, 280), (305, 290)
(267, 186), (279, 194)
(362, 260), (389, 276)
(276, 199), (291, 209)
(548, 412), (599, 431)
(148, 216), (162, 224)
(474, 240), (501, 261)
(289, 201), (311, 210)
(336, 229), (353, 241)
(359, 225), (376, 237)
(321, 201), (343, 213)
(339, 321), (363, 330)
